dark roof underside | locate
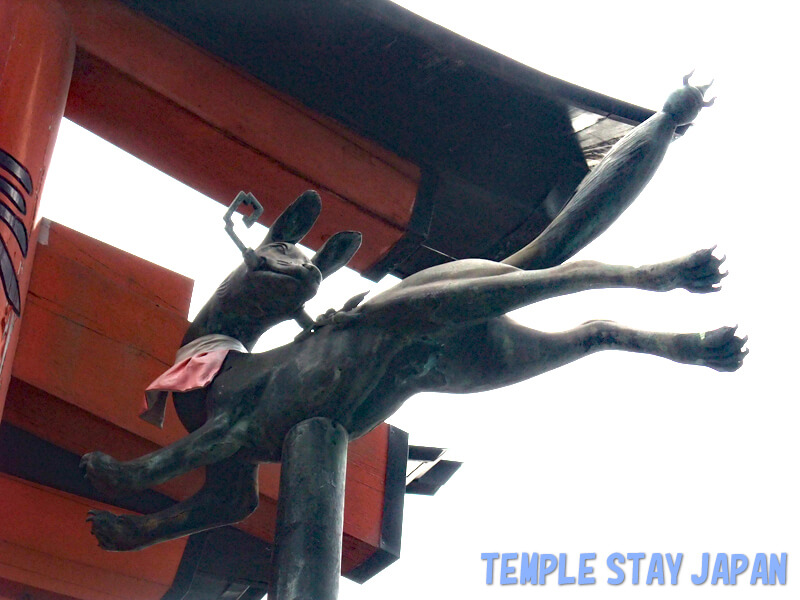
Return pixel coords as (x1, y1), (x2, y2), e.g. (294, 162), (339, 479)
(117, 0), (653, 279)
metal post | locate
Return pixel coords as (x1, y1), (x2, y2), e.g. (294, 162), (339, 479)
(269, 417), (348, 600)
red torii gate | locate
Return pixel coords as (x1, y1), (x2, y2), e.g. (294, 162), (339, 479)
(0, 2), (417, 597)
(0, 1), (649, 599)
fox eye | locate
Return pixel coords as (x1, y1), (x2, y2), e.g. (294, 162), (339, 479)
(273, 243), (288, 254)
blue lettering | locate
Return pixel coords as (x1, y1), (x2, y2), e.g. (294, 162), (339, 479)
(578, 553), (596, 585)
(730, 554), (748, 584)
(539, 554), (557, 585)
(607, 553), (625, 585)
(750, 552), (769, 585)
(646, 553), (664, 585)
(500, 553), (518, 585)
(666, 553), (683, 584)
(481, 553), (499, 584)
(520, 553), (538, 585)
(751, 553), (768, 584)
(692, 553), (709, 584)
(769, 553), (787, 585)
(558, 553), (575, 585)
(711, 553), (729, 585)
(627, 553), (645, 584)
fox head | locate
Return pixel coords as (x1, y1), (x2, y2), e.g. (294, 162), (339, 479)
(186, 190), (362, 349)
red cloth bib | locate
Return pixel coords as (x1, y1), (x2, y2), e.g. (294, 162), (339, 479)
(140, 349), (231, 427)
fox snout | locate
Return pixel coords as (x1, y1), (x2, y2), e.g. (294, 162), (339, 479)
(249, 251), (321, 286)
(288, 260), (322, 289)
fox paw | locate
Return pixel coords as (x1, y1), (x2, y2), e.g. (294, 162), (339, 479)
(678, 326), (748, 371)
(79, 452), (135, 496)
(648, 247), (727, 293)
(86, 510), (142, 551)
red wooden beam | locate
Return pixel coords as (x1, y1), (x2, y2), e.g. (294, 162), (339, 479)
(6, 221), (389, 577)
(56, 0), (421, 273)
(0, 474), (186, 600)
(0, 576), (83, 600)
(2, 380), (387, 573)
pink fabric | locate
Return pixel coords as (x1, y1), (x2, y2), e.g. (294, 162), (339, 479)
(140, 350), (230, 427)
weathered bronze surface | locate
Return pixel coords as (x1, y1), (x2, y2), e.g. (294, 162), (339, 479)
(81, 75), (743, 552)
(269, 417), (348, 600)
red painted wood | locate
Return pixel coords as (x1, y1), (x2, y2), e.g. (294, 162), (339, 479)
(0, 0), (74, 416)
(66, 50), (406, 273)
(12, 223), (190, 448)
(0, 474), (186, 600)
(6, 221), (387, 574)
(0, 577), (81, 600)
(3, 378), (206, 503)
(56, 0), (421, 272)
(1, 381), (383, 573)
(58, 0), (420, 217)
(37, 218), (194, 317)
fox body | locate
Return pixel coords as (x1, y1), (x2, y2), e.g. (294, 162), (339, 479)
(80, 75), (742, 552)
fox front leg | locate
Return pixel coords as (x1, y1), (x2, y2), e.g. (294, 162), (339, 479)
(80, 412), (251, 495)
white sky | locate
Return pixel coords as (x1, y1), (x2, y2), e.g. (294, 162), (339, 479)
(37, 1), (797, 598)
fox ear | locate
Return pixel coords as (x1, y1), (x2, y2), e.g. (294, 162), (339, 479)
(260, 190), (321, 246)
(311, 231), (362, 278)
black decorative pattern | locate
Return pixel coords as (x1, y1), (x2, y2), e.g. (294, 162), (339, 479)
(0, 147), (33, 195)
(0, 175), (26, 215)
(0, 201), (28, 256)
(0, 147), (32, 315)
(0, 237), (21, 314)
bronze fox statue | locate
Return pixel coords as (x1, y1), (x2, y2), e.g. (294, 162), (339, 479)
(81, 74), (744, 551)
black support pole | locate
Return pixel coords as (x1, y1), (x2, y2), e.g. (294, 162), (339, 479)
(269, 417), (348, 600)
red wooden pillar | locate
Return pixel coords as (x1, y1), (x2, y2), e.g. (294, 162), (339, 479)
(0, 0), (75, 413)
